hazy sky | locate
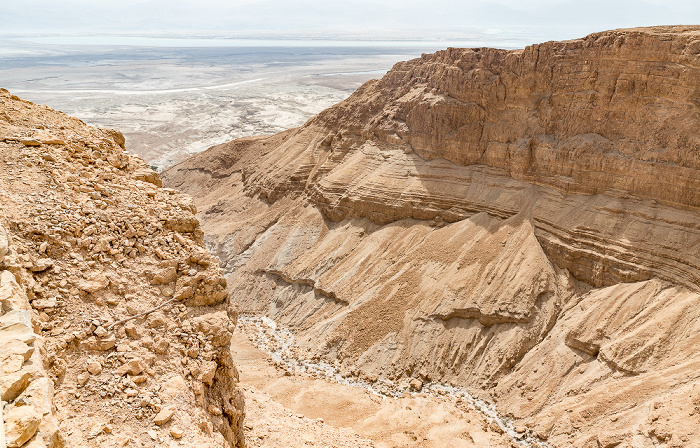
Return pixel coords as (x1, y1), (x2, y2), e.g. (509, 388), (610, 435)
(1, 0), (698, 42)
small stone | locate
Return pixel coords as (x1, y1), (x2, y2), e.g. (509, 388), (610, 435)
(170, 427), (184, 439)
(200, 361), (217, 385)
(77, 273), (110, 293)
(125, 323), (142, 339)
(151, 267), (178, 285)
(147, 312), (167, 328)
(94, 326), (108, 338)
(125, 388), (138, 397)
(77, 371), (90, 386)
(20, 138), (41, 147)
(95, 335), (116, 351)
(208, 405), (222, 415)
(87, 361), (102, 375)
(88, 422), (106, 438)
(153, 337), (169, 354)
(115, 434), (132, 446)
(34, 131), (66, 145)
(409, 378), (423, 391)
(115, 359), (145, 376)
(30, 258), (53, 272)
(153, 405), (176, 425)
(31, 297), (57, 310)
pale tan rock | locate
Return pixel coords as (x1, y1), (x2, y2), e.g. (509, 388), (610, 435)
(93, 325), (107, 338)
(102, 128), (126, 149)
(5, 405), (41, 447)
(0, 224), (9, 262)
(125, 388), (138, 397)
(19, 376), (54, 416)
(115, 359), (145, 376)
(77, 273), (109, 293)
(30, 297), (56, 310)
(29, 258), (53, 272)
(200, 361), (217, 385)
(0, 271), (29, 312)
(88, 422), (106, 438)
(76, 371), (89, 387)
(153, 337), (169, 354)
(0, 370), (31, 401)
(151, 267), (177, 285)
(0, 354), (24, 375)
(409, 379), (423, 391)
(34, 131), (66, 145)
(87, 361), (102, 375)
(153, 405), (176, 425)
(133, 167), (162, 187)
(19, 138), (41, 147)
(170, 427), (184, 438)
(124, 323), (142, 339)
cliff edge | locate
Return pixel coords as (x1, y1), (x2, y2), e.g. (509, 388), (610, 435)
(164, 26), (700, 448)
(0, 89), (245, 447)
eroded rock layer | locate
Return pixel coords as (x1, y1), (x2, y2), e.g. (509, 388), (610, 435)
(0, 89), (244, 448)
(163, 26), (700, 448)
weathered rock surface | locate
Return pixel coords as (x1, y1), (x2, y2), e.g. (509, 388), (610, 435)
(163, 26), (700, 448)
(0, 89), (244, 447)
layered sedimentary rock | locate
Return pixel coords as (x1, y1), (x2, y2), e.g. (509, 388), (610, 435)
(0, 89), (245, 447)
(164, 26), (700, 447)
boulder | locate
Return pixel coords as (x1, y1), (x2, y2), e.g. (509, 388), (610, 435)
(5, 405), (41, 447)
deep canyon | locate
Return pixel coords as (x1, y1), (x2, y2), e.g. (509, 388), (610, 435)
(0, 24), (699, 448)
(164, 25), (700, 448)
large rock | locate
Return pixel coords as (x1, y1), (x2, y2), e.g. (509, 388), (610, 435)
(5, 405), (41, 447)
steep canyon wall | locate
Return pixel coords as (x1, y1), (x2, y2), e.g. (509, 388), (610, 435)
(164, 26), (700, 448)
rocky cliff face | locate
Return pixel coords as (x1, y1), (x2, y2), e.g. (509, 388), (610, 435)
(163, 26), (700, 448)
(0, 89), (244, 448)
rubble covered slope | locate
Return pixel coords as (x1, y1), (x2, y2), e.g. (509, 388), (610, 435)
(0, 88), (244, 448)
(163, 26), (700, 448)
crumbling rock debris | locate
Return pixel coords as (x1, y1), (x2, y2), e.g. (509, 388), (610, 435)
(0, 89), (245, 448)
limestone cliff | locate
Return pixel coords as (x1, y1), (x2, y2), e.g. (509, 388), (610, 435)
(163, 26), (700, 447)
(0, 89), (245, 447)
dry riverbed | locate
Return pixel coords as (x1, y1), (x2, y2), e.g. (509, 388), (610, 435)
(232, 324), (522, 448)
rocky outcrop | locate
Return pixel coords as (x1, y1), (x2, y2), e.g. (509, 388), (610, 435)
(163, 27), (700, 448)
(0, 89), (244, 447)
(0, 250), (61, 448)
